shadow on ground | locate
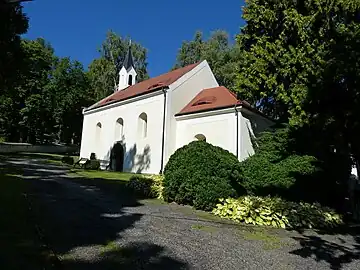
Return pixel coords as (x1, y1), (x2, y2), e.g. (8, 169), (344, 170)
(289, 226), (360, 269)
(0, 156), (187, 270)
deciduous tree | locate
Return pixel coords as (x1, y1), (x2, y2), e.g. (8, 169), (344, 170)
(174, 30), (242, 89)
(88, 31), (149, 100)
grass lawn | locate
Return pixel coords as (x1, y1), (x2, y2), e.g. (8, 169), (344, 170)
(68, 169), (135, 181)
(0, 167), (55, 269)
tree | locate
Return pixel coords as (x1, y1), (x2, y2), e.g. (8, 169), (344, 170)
(0, 37), (91, 145)
(88, 31), (149, 100)
(0, 1), (28, 140)
(0, 38), (55, 142)
(174, 30), (242, 89)
(0, 0), (28, 94)
(16, 38), (55, 143)
(234, 0), (360, 177)
(235, 0), (360, 125)
(48, 57), (92, 144)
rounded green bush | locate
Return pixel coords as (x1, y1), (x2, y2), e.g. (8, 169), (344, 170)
(163, 141), (240, 210)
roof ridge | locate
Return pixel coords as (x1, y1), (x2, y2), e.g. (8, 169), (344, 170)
(87, 61), (202, 111)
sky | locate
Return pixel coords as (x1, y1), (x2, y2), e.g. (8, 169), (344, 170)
(23, 0), (245, 77)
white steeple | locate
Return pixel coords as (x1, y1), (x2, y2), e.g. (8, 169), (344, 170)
(117, 41), (137, 91)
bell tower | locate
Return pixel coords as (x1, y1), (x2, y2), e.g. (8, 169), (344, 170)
(117, 41), (137, 91)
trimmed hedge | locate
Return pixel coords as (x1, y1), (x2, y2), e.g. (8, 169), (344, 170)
(127, 174), (164, 199)
(213, 196), (343, 229)
(163, 141), (240, 211)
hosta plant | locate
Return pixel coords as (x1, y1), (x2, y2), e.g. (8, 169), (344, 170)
(212, 196), (343, 229)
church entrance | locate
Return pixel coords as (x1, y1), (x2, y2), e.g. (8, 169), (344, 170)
(110, 142), (124, 172)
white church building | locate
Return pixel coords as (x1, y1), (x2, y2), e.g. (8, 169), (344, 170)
(80, 47), (273, 174)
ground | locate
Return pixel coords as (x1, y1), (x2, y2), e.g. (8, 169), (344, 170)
(1, 153), (360, 269)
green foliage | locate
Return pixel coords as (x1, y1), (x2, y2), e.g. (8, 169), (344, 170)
(127, 174), (164, 199)
(87, 31), (149, 100)
(213, 196), (343, 229)
(235, 0), (360, 171)
(84, 160), (100, 170)
(0, 2), (28, 94)
(0, 38), (91, 144)
(235, 127), (318, 199)
(236, 126), (351, 208)
(47, 57), (92, 144)
(0, 137), (5, 143)
(174, 31), (242, 89)
(149, 174), (165, 200)
(163, 141), (240, 211)
(236, 154), (318, 198)
(236, 0), (360, 125)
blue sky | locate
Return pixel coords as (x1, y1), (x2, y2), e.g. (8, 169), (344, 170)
(23, 0), (245, 77)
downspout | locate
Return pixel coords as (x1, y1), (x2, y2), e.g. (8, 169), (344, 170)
(235, 106), (239, 159)
(160, 87), (168, 174)
(234, 105), (241, 159)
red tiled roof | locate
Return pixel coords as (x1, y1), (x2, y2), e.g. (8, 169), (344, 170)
(177, 86), (241, 115)
(89, 62), (201, 110)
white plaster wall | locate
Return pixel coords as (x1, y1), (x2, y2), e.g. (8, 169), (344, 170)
(239, 110), (274, 161)
(238, 112), (255, 161)
(164, 61), (219, 166)
(176, 112), (237, 156)
(175, 109), (274, 163)
(80, 93), (164, 174)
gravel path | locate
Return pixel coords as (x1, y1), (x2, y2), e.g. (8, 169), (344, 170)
(6, 157), (360, 270)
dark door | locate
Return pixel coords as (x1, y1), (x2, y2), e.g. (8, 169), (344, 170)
(111, 142), (124, 172)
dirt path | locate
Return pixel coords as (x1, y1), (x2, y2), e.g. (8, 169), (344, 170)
(5, 157), (360, 269)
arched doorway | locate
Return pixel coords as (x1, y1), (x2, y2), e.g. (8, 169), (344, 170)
(110, 142), (124, 172)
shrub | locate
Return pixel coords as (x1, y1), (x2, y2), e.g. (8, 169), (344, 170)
(150, 174), (165, 200)
(84, 160), (100, 170)
(163, 141), (240, 211)
(234, 126), (329, 203)
(0, 137), (5, 143)
(235, 125), (352, 209)
(61, 156), (74, 165)
(236, 154), (318, 200)
(212, 196), (343, 229)
(127, 174), (164, 199)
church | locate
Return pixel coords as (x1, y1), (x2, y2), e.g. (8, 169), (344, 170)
(80, 47), (273, 174)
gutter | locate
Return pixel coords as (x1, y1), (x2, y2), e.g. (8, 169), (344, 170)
(84, 86), (166, 114)
(160, 87), (169, 174)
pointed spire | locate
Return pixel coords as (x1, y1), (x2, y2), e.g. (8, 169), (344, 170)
(123, 40), (135, 71)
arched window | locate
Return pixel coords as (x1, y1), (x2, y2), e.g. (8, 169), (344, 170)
(194, 134), (206, 142)
(138, 113), (147, 138)
(128, 75), (133, 86)
(115, 118), (124, 140)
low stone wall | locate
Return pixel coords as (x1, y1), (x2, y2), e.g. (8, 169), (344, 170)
(0, 142), (79, 154)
